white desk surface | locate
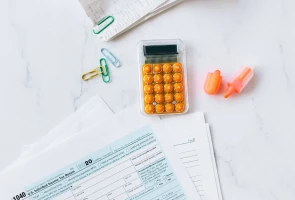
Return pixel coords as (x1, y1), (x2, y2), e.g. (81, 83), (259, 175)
(1, 0), (295, 199)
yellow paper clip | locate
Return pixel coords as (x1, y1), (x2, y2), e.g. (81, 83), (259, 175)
(81, 67), (103, 81)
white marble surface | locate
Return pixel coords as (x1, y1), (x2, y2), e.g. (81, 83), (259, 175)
(1, 0), (295, 199)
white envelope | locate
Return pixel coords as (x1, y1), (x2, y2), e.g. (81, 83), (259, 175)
(3, 95), (114, 172)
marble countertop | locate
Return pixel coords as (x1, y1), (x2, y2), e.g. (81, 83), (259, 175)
(1, 0), (295, 199)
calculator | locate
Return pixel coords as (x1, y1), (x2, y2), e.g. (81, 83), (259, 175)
(137, 39), (189, 115)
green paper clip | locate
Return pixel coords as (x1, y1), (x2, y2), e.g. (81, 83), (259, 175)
(99, 58), (111, 83)
(93, 16), (114, 35)
(101, 48), (121, 68)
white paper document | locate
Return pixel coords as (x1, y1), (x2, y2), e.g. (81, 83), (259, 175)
(161, 113), (223, 200)
(206, 124), (223, 200)
(78, 0), (183, 41)
(0, 106), (200, 200)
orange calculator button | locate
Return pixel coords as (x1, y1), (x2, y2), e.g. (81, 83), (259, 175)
(155, 104), (165, 113)
(175, 103), (184, 112)
(173, 63), (182, 73)
(173, 73), (182, 82)
(155, 94), (164, 103)
(164, 84), (173, 93)
(145, 94), (154, 103)
(165, 103), (175, 113)
(153, 64), (162, 73)
(165, 93), (174, 103)
(174, 83), (183, 92)
(163, 64), (172, 73)
(143, 75), (153, 84)
(145, 104), (155, 114)
(144, 85), (153, 93)
(174, 93), (184, 102)
(154, 84), (164, 93)
(143, 64), (152, 74)
(154, 74), (163, 83)
(164, 74), (173, 83)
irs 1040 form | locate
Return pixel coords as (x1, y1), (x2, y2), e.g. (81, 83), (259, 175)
(0, 106), (200, 200)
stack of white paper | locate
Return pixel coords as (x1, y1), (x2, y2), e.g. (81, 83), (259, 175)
(0, 95), (222, 200)
(79, 0), (184, 41)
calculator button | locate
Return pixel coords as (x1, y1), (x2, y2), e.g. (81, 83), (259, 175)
(143, 64), (152, 74)
(155, 104), (165, 113)
(163, 64), (172, 73)
(145, 104), (155, 114)
(164, 84), (173, 93)
(143, 75), (153, 84)
(165, 94), (174, 103)
(174, 93), (184, 102)
(174, 83), (183, 92)
(173, 63), (182, 73)
(154, 74), (163, 83)
(145, 95), (154, 103)
(154, 84), (164, 93)
(175, 103), (185, 112)
(153, 64), (162, 73)
(155, 94), (164, 103)
(163, 74), (173, 83)
(144, 85), (154, 93)
(165, 103), (175, 113)
(173, 73), (183, 82)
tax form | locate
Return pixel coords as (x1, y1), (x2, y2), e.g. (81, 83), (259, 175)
(3, 100), (222, 200)
(0, 106), (200, 200)
(3, 96), (222, 200)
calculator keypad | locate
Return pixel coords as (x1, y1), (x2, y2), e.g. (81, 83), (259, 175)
(142, 63), (185, 114)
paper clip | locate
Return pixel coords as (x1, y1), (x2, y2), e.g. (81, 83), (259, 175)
(93, 16), (114, 35)
(81, 67), (102, 81)
(99, 58), (111, 83)
(101, 48), (121, 68)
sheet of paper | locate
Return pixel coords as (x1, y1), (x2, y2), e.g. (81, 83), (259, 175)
(206, 124), (223, 200)
(0, 106), (200, 200)
(162, 113), (222, 200)
(144, 0), (184, 20)
(103, 0), (184, 41)
(48, 98), (114, 148)
(2, 95), (113, 173)
(79, 0), (166, 41)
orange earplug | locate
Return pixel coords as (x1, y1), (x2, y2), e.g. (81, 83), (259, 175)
(204, 70), (222, 95)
